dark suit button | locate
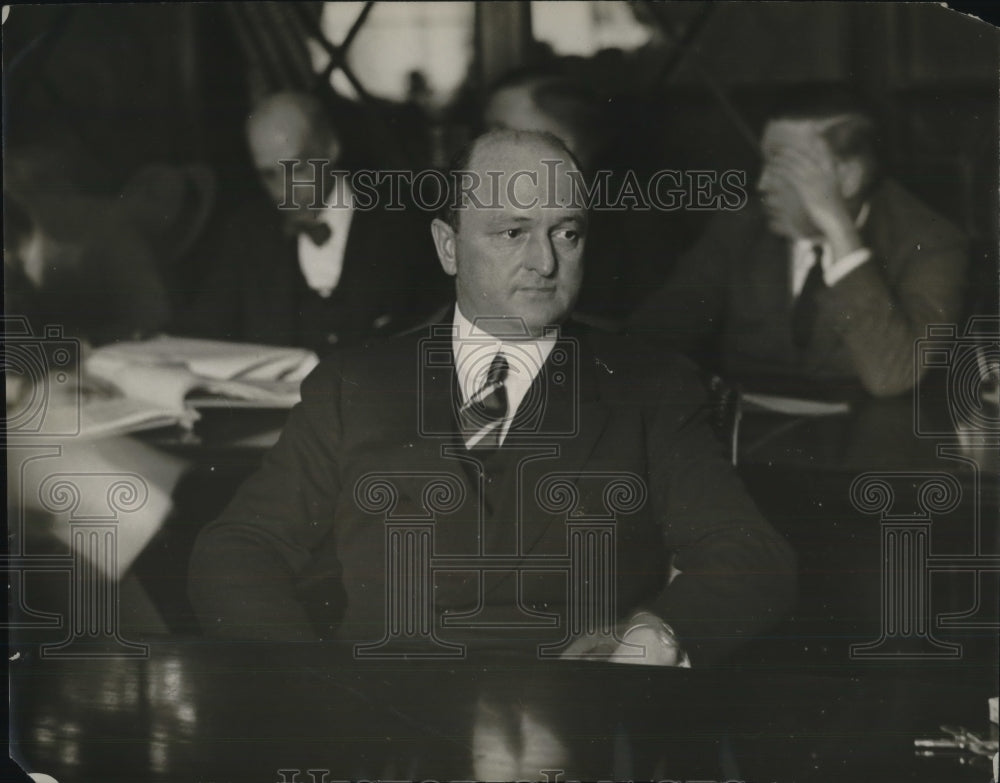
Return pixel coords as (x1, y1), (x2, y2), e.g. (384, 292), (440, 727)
(326, 333), (339, 345)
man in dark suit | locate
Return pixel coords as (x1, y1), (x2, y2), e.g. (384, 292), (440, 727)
(189, 129), (795, 666)
(631, 90), (967, 398)
(183, 91), (446, 354)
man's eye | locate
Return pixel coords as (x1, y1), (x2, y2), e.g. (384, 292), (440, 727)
(554, 229), (581, 242)
(502, 228), (523, 239)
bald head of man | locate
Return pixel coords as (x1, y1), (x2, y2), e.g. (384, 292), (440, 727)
(431, 129), (588, 338)
(246, 91), (342, 223)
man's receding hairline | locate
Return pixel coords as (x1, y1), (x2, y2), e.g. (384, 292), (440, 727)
(466, 129), (576, 172)
(247, 91), (331, 137)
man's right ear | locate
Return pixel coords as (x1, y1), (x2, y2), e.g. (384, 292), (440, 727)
(430, 218), (458, 277)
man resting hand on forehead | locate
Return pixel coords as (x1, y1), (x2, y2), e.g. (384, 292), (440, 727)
(632, 88), (968, 398)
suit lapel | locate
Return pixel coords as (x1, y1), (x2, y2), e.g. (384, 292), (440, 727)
(489, 326), (611, 561)
(404, 323), (484, 604)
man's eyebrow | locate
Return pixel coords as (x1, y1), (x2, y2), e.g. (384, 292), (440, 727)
(552, 211), (589, 227)
(482, 214), (534, 225)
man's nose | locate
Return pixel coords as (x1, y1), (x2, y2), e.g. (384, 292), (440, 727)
(756, 167), (771, 194)
(524, 233), (557, 277)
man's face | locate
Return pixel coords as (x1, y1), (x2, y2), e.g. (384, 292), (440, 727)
(756, 119), (822, 239)
(436, 136), (587, 338)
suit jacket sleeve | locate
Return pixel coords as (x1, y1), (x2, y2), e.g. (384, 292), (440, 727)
(823, 223), (967, 397)
(188, 359), (343, 640)
(641, 354), (797, 664)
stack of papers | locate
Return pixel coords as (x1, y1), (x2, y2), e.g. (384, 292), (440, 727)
(77, 336), (319, 437)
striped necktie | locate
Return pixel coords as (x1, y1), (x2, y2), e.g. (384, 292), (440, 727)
(459, 353), (509, 449)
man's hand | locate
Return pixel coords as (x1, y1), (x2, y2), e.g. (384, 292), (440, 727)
(768, 133), (863, 260)
(559, 612), (684, 667)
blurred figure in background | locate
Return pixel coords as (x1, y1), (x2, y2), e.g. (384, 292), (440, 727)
(181, 90), (446, 355)
(4, 145), (172, 348)
(631, 88), (968, 398)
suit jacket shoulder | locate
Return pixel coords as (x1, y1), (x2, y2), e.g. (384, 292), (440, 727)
(869, 178), (966, 254)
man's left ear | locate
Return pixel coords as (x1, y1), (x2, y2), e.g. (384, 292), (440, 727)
(325, 134), (343, 166)
(430, 218), (458, 277)
(836, 157), (865, 201)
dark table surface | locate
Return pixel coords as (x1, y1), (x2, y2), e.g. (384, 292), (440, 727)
(8, 639), (997, 783)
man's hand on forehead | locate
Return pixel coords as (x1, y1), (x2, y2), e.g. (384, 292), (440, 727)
(771, 141), (836, 182)
(767, 118), (835, 159)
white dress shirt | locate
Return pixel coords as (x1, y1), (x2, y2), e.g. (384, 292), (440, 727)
(297, 183), (355, 298)
(790, 202), (871, 297)
(452, 306), (556, 446)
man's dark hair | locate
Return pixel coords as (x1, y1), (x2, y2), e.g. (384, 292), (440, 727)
(437, 129), (582, 231)
(767, 84), (882, 191)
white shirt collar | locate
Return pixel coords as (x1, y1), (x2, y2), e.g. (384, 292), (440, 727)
(790, 201), (871, 296)
(297, 181), (355, 298)
(452, 305), (557, 443)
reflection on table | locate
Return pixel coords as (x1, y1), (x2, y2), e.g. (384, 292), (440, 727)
(9, 640), (996, 783)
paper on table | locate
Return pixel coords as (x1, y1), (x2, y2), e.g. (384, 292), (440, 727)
(89, 336), (319, 383)
(85, 336), (319, 411)
(741, 391), (851, 417)
(76, 336), (319, 437)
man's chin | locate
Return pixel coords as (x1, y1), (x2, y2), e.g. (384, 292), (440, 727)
(764, 213), (793, 238)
